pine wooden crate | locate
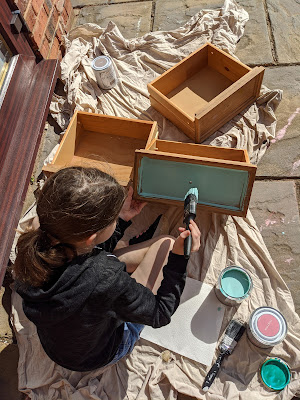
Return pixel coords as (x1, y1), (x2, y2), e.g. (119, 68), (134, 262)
(42, 111), (158, 186)
(148, 42), (264, 143)
(133, 139), (256, 217)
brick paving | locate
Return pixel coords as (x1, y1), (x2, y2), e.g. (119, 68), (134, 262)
(1, 1), (299, 398)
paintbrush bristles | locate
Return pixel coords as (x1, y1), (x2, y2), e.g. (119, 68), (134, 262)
(184, 187), (198, 200)
(219, 320), (245, 353)
(225, 319), (245, 338)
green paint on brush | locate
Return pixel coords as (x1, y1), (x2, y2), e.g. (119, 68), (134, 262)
(138, 157), (249, 211)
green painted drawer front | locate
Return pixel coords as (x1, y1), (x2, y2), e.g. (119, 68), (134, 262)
(138, 157), (249, 211)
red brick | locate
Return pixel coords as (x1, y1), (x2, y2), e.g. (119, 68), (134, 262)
(55, 0), (64, 14)
(64, 0), (73, 17)
(31, 0), (43, 15)
(65, 13), (73, 32)
(49, 36), (60, 59)
(50, 6), (59, 30)
(24, 4), (37, 32)
(61, 7), (68, 26)
(32, 5), (48, 48)
(44, 0), (53, 16)
(46, 24), (55, 42)
(16, 0), (29, 16)
(55, 22), (64, 42)
(39, 38), (50, 59)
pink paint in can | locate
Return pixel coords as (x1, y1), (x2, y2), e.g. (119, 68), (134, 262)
(247, 307), (287, 348)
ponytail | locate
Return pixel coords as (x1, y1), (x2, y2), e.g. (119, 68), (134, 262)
(14, 166), (125, 287)
(14, 228), (76, 287)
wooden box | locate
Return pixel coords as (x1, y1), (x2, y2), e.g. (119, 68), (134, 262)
(133, 139), (256, 217)
(148, 42), (264, 143)
(42, 111), (158, 186)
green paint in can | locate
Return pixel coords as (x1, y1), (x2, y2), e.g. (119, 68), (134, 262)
(260, 358), (291, 391)
(215, 266), (252, 306)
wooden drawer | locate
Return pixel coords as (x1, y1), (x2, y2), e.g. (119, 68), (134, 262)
(42, 111), (158, 186)
(133, 139), (256, 217)
(148, 42), (264, 143)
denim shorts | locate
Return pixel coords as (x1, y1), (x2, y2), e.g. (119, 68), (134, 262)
(107, 322), (144, 366)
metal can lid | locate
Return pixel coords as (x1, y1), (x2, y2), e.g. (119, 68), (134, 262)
(250, 307), (287, 345)
(92, 56), (111, 71)
(260, 357), (291, 390)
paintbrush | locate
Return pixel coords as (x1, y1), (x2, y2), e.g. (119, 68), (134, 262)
(202, 319), (245, 392)
(183, 187), (198, 259)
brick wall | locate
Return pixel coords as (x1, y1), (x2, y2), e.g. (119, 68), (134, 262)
(13, 0), (74, 60)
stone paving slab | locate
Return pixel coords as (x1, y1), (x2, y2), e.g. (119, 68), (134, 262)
(235, 0), (273, 65)
(0, 287), (12, 341)
(74, 1), (152, 38)
(267, 0), (300, 63)
(153, 0), (273, 65)
(153, 0), (221, 31)
(71, 0), (146, 7)
(249, 180), (300, 315)
(257, 66), (300, 178)
(0, 343), (21, 400)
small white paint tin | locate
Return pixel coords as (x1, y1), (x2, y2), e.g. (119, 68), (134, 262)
(214, 265), (253, 306)
(91, 56), (117, 89)
(247, 307), (287, 348)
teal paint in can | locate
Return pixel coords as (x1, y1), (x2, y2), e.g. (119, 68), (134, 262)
(214, 266), (253, 306)
(260, 358), (291, 391)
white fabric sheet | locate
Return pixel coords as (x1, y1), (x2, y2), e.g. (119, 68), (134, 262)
(10, 0), (300, 399)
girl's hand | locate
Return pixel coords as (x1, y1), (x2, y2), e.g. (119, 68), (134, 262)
(172, 220), (201, 256)
(119, 186), (147, 222)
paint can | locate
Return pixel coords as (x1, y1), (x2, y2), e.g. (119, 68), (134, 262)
(259, 357), (291, 391)
(91, 56), (117, 89)
(247, 307), (287, 348)
(214, 266), (253, 306)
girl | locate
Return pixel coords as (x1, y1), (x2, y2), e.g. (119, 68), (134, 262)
(14, 166), (200, 372)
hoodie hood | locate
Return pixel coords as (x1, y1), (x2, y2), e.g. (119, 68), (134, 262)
(15, 249), (103, 327)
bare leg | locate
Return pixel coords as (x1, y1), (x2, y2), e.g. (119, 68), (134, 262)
(114, 235), (175, 294)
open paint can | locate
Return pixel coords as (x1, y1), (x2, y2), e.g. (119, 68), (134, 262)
(214, 266), (252, 306)
(260, 357), (291, 391)
(91, 56), (117, 89)
(247, 307), (287, 348)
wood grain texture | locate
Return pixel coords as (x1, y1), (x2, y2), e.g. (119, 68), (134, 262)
(148, 42), (264, 143)
(0, 55), (60, 285)
(154, 140), (247, 162)
(195, 67), (265, 142)
(0, 2), (35, 56)
(133, 145), (256, 217)
(78, 111), (156, 139)
(148, 95), (195, 140)
(42, 111), (158, 187)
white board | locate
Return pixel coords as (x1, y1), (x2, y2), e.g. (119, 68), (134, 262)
(141, 278), (225, 366)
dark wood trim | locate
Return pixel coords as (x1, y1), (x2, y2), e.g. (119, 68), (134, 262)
(0, 0), (35, 56)
(0, 56), (60, 285)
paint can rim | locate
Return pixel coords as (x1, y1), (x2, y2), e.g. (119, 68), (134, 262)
(260, 357), (291, 390)
(91, 56), (111, 71)
(219, 266), (253, 300)
(248, 307), (287, 346)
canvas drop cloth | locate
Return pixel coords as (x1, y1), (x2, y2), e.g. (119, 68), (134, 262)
(11, 0), (300, 399)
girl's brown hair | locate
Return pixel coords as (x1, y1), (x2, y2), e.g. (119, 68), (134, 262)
(14, 167), (125, 287)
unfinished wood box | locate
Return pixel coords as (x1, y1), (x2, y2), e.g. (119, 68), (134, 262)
(133, 140), (256, 217)
(42, 111), (158, 186)
(148, 42), (264, 143)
